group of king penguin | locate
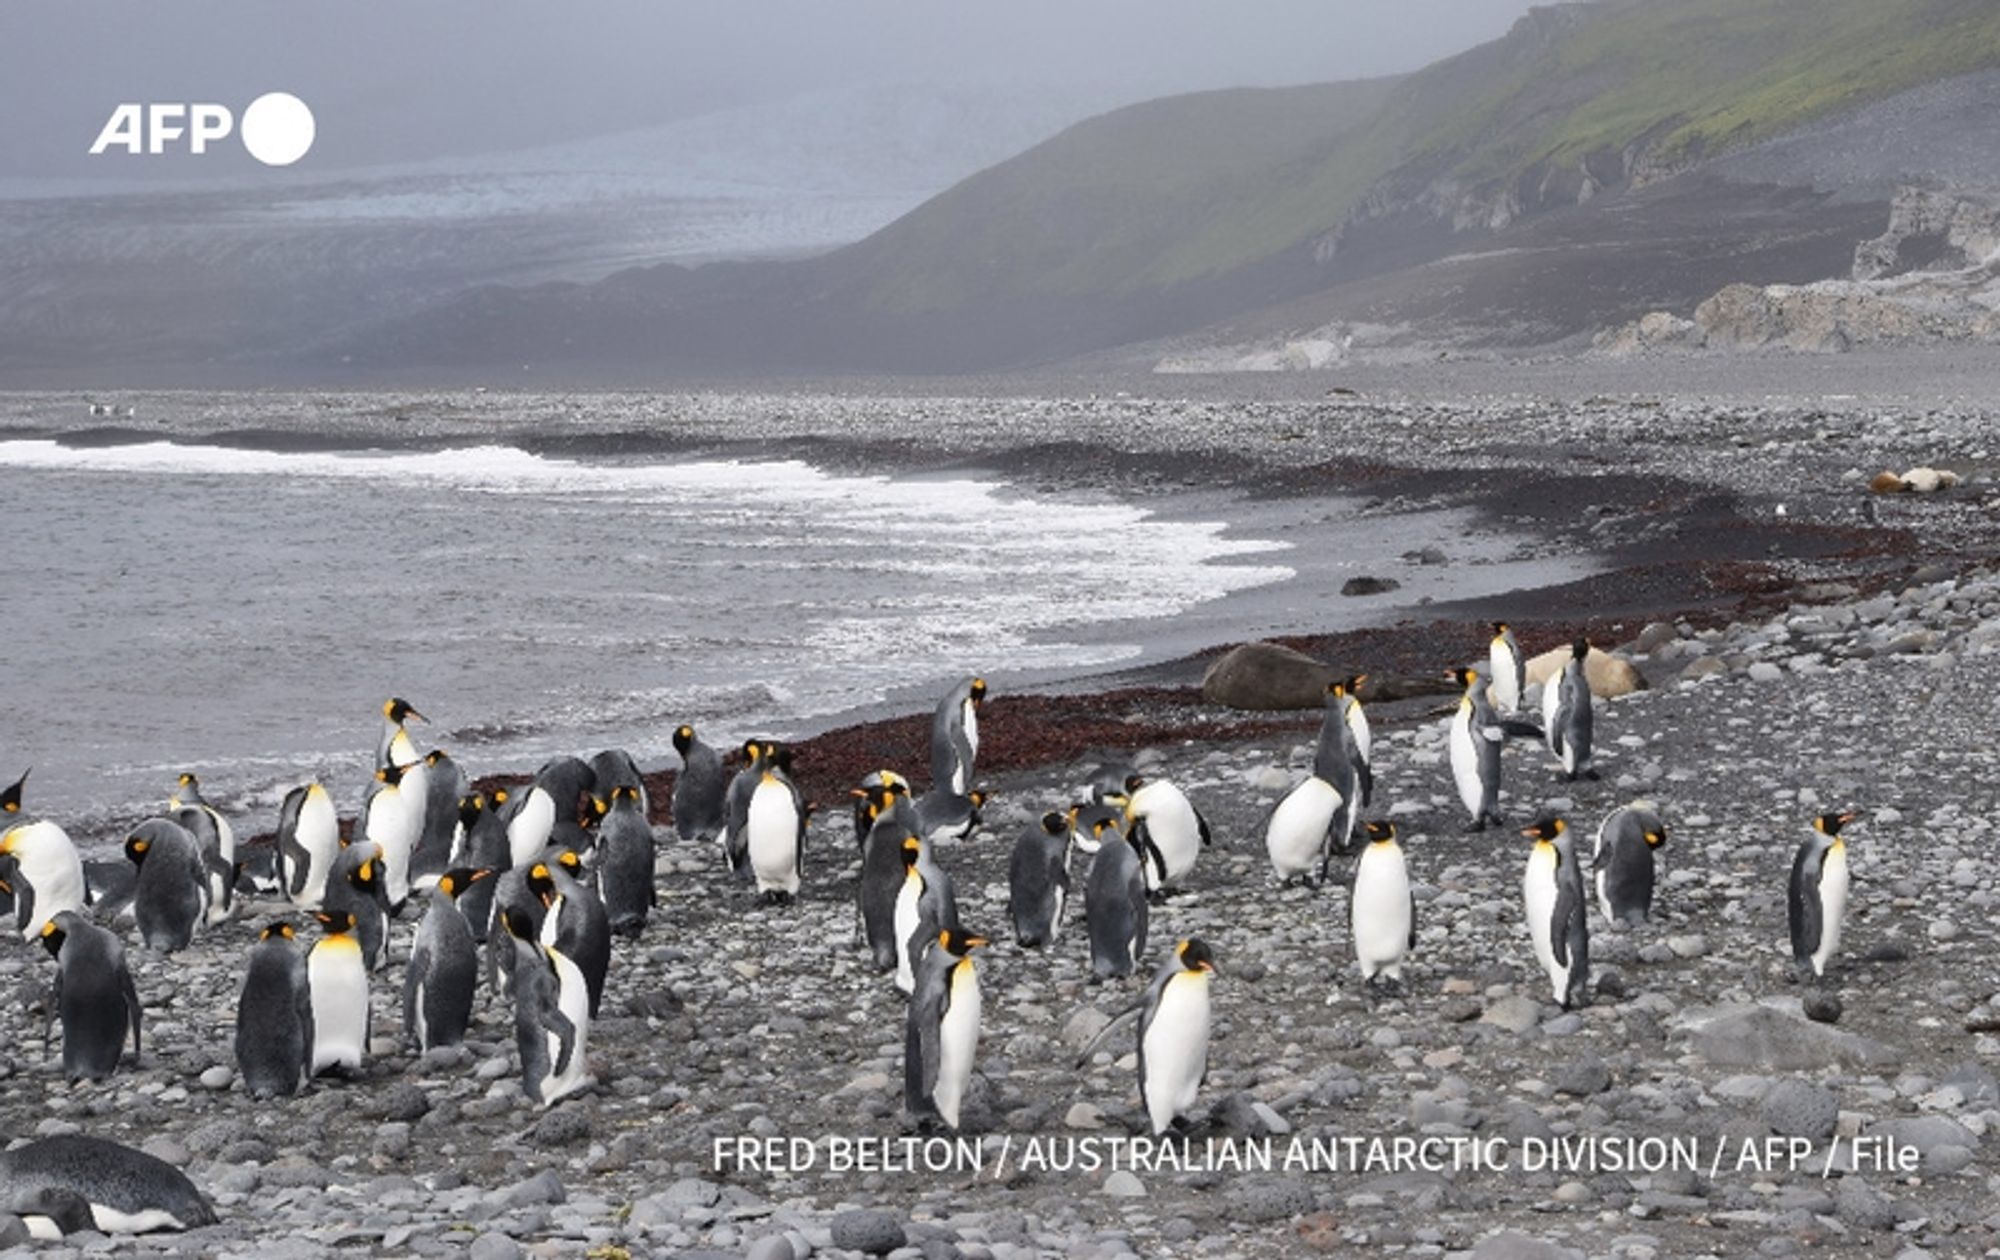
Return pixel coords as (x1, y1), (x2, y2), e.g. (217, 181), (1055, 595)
(0, 628), (1865, 1143)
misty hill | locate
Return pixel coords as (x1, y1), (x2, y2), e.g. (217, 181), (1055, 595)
(319, 0), (2000, 380)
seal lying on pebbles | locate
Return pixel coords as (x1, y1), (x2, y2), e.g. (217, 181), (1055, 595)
(0, 1134), (217, 1234)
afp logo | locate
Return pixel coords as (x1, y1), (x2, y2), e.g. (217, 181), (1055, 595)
(90, 92), (315, 166)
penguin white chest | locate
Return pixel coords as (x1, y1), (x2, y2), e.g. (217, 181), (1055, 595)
(308, 941), (368, 1072)
(933, 959), (981, 1129)
(1351, 842), (1412, 979)
(507, 789), (557, 869)
(1448, 708), (1482, 817)
(1133, 784), (1201, 884)
(1143, 973), (1211, 1135)
(893, 873), (924, 994)
(1489, 642), (1520, 713)
(746, 780), (800, 894)
(296, 789), (340, 905)
(4, 822), (86, 938)
(1264, 776), (1340, 880)
(541, 949), (591, 1102)
(1521, 844), (1564, 997)
(366, 787), (417, 900)
(1345, 700), (1372, 765)
(1814, 846), (1849, 974)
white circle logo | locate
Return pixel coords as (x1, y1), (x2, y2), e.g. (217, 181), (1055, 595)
(239, 92), (315, 167)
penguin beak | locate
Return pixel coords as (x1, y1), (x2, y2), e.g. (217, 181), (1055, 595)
(1838, 811), (1858, 826)
(1198, 959), (1217, 975)
(964, 935), (990, 949)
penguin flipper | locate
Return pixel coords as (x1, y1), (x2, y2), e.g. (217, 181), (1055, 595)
(1355, 758), (1375, 808)
(1550, 869), (1581, 971)
(1195, 808), (1212, 848)
(1408, 890), (1419, 951)
(1788, 843), (1821, 964)
(404, 944), (430, 1048)
(121, 964), (142, 1059)
(1498, 719), (1545, 741)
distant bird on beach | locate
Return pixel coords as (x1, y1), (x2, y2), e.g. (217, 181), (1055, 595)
(236, 921), (313, 1099)
(274, 782), (339, 909)
(670, 725), (728, 846)
(1311, 674), (1372, 862)
(1594, 803), (1667, 926)
(1, 811), (86, 940)
(504, 906), (592, 1108)
(1008, 810), (1072, 948)
(1488, 623), (1526, 715)
(1351, 821), (1414, 991)
(594, 784), (656, 938)
(1263, 772), (1342, 887)
(1543, 638), (1597, 781)
(404, 867), (488, 1052)
(931, 676), (986, 798)
(1521, 816), (1589, 1009)
(1120, 774), (1211, 896)
(376, 697), (426, 772)
(40, 909), (141, 1081)
(905, 926), (987, 1132)
(1789, 810), (1858, 981)
(1447, 667), (1540, 833)
(307, 910), (369, 1075)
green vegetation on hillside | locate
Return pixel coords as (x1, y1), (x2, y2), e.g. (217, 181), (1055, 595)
(845, 0), (2000, 315)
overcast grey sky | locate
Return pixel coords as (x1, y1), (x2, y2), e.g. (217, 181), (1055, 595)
(4, 1), (1544, 180)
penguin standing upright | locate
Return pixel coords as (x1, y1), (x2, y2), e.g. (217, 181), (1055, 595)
(1311, 676), (1373, 863)
(1789, 811), (1859, 980)
(852, 769), (910, 851)
(503, 908), (591, 1108)
(533, 757), (598, 856)
(720, 740), (769, 880)
(410, 750), (466, 889)
(235, 921), (314, 1098)
(452, 793), (511, 942)
(359, 763), (420, 911)
(1350, 821), (1415, 989)
(904, 927), (988, 1132)
(1263, 774), (1343, 887)
(501, 781), (559, 871)
(1447, 667), (1524, 832)
(306, 910), (369, 1075)
(404, 868), (490, 1052)
(895, 834), (959, 995)
(1489, 624), (1526, 715)
(168, 776), (236, 923)
(531, 853), (611, 1017)
(1121, 775), (1211, 895)
(275, 782), (340, 909)
(744, 748), (807, 904)
(1008, 811), (1071, 947)
(1543, 638), (1597, 781)
(930, 677), (987, 799)
(594, 784), (656, 938)
(589, 749), (646, 814)
(1085, 825), (1149, 980)
(39, 910), (141, 1081)
(1594, 804), (1667, 926)
(856, 784), (918, 971)
(1137, 938), (1217, 1135)
(124, 819), (209, 953)
(322, 842), (391, 971)
(1520, 817), (1589, 1008)
(1, 817), (86, 940)
(376, 697), (424, 771)
(669, 725), (727, 846)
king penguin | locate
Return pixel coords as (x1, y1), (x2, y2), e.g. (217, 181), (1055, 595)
(411, 749), (466, 890)
(1311, 675), (1373, 862)
(503, 907), (592, 1108)
(501, 779), (560, 872)
(853, 769), (910, 852)
(359, 762), (420, 911)
(1543, 638), (1597, 781)
(0, 1135), (217, 1234)
(235, 920), (314, 1098)
(1120, 774), (1211, 896)
(895, 832), (960, 995)
(1351, 821), (1415, 990)
(721, 739), (773, 880)
(589, 748), (646, 815)
(124, 819), (209, 953)
(531, 852), (611, 1017)
(1084, 823), (1149, 980)
(1008, 810), (1071, 947)
(1447, 667), (1508, 832)
(1789, 810), (1858, 980)
(404, 868), (489, 1052)
(1594, 803), (1667, 927)
(40, 910), (141, 1081)
(905, 926), (988, 1132)
(1488, 623), (1526, 715)
(274, 782), (340, 910)
(1263, 773), (1343, 887)
(1520, 817), (1589, 1009)
(1, 814), (86, 940)
(594, 784), (656, 938)
(670, 725), (728, 846)
(931, 676), (987, 799)
(1137, 938), (1217, 1135)
(376, 697), (424, 771)
(855, 783), (918, 970)
(307, 910), (370, 1075)
(744, 747), (807, 904)
(452, 792), (511, 941)
(168, 775), (236, 925)
(322, 842), (391, 972)
(532, 756), (598, 855)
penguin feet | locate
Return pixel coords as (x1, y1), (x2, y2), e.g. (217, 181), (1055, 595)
(1462, 820), (1489, 835)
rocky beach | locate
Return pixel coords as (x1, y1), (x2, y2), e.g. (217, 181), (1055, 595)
(1, 363), (1998, 1260)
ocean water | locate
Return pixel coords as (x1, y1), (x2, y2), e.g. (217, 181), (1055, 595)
(0, 436), (1296, 835)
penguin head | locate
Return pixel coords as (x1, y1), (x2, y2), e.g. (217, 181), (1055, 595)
(352, 845), (383, 889)
(425, 749), (449, 768)
(315, 910), (357, 936)
(527, 863), (556, 905)
(1492, 622), (1510, 639)
(739, 739), (763, 765)
(259, 921), (296, 942)
(1039, 811), (1068, 836)
(1449, 666), (1479, 690)
(37, 916), (66, 958)
(554, 849), (584, 880)
(938, 927), (989, 957)
(177, 771), (198, 790)
(1363, 820), (1397, 846)
(611, 784), (641, 806)
(1644, 824), (1667, 848)
(1813, 811), (1858, 838)
(0, 767), (26, 815)
(124, 833), (151, 866)
(1571, 637), (1589, 660)
(1338, 673), (1367, 700)
(968, 789), (990, 811)
(385, 697), (424, 724)
(969, 677), (988, 705)
(458, 794), (486, 829)
(1521, 816), (1568, 844)
(770, 743), (795, 774)
(492, 788), (509, 807)
(377, 763), (405, 788)
(591, 795), (609, 818)
(1176, 937), (1218, 975)
(672, 725), (696, 757)
(437, 867), (493, 899)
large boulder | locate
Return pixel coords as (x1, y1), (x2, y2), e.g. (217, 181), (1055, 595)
(1524, 645), (1646, 697)
(1201, 642), (1336, 711)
